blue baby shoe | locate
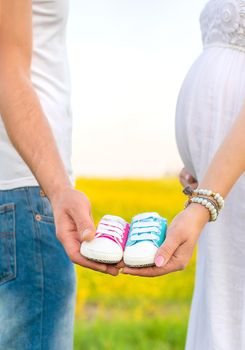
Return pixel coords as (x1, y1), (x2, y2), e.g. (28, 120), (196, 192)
(123, 212), (167, 267)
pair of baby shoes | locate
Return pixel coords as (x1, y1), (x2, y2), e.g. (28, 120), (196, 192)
(80, 212), (167, 267)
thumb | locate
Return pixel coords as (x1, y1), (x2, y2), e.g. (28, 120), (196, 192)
(71, 204), (96, 242)
(154, 234), (179, 267)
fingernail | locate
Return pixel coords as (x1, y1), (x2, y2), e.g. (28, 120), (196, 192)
(185, 174), (191, 180)
(155, 256), (165, 267)
(82, 228), (92, 240)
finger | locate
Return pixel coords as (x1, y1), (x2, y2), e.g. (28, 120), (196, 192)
(71, 251), (109, 272)
(73, 252), (120, 276)
(69, 203), (96, 242)
(179, 168), (188, 186)
(179, 168), (198, 188)
(179, 173), (187, 187)
(154, 233), (181, 268)
(105, 265), (121, 276)
(115, 260), (126, 269)
(63, 235), (122, 276)
(180, 173), (195, 186)
(123, 247), (187, 277)
(122, 258), (182, 277)
(179, 172), (187, 187)
(122, 265), (156, 277)
(57, 233), (106, 271)
(190, 181), (198, 190)
(75, 254), (120, 276)
(189, 176), (197, 184)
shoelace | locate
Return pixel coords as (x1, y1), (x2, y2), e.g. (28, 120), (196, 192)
(95, 215), (127, 244)
(129, 213), (162, 242)
(130, 221), (161, 242)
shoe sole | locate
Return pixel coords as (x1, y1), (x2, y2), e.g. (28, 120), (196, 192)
(124, 256), (155, 268)
(81, 247), (122, 264)
(125, 263), (155, 268)
(85, 257), (121, 264)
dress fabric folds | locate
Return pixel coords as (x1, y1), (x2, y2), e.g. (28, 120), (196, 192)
(175, 1), (245, 349)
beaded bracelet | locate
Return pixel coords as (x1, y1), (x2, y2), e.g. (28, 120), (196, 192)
(192, 188), (224, 210)
(183, 186), (224, 222)
(185, 196), (219, 221)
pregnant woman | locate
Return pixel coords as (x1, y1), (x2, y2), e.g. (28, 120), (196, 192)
(176, 1), (245, 348)
(123, 1), (245, 348)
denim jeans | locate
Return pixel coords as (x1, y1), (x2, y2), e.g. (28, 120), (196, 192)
(0, 187), (76, 350)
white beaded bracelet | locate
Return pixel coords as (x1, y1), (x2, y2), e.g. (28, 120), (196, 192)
(189, 196), (219, 221)
(192, 188), (225, 210)
(183, 186), (225, 222)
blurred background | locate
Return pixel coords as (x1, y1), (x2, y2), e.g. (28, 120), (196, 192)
(67, 1), (207, 349)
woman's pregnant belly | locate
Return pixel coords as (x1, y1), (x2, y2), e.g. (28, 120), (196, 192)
(175, 47), (245, 180)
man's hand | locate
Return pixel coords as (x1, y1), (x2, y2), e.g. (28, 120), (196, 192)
(179, 167), (198, 189)
(50, 188), (120, 276)
(121, 204), (209, 277)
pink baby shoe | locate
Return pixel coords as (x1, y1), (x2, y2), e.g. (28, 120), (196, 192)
(80, 215), (130, 264)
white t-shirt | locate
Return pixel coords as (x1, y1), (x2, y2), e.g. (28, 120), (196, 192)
(0, 0), (73, 190)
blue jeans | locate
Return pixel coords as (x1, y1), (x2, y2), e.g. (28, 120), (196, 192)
(0, 187), (76, 350)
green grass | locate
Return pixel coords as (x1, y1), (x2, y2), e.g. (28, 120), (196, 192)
(74, 317), (188, 350)
(74, 178), (195, 350)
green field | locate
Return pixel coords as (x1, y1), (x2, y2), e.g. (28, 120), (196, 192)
(74, 178), (196, 350)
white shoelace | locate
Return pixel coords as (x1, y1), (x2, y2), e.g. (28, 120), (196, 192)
(129, 217), (162, 242)
(96, 216), (126, 243)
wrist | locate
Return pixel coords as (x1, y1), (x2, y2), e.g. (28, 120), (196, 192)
(185, 203), (210, 227)
(46, 181), (73, 205)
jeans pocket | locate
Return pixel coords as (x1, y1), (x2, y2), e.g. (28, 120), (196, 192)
(0, 203), (16, 286)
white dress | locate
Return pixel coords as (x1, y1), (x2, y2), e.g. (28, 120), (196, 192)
(175, 1), (245, 349)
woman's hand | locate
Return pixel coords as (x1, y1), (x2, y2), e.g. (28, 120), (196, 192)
(179, 167), (198, 189)
(122, 204), (209, 277)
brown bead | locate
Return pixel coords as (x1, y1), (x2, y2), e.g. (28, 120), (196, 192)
(183, 186), (194, 196)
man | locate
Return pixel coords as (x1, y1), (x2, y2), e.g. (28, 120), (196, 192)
(0, 1), (118, 349)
